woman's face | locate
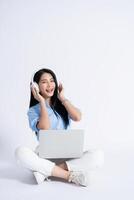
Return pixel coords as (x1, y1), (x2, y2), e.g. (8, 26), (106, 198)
(38, 72), (56, 98)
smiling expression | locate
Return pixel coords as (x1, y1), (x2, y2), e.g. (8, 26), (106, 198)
(38, 73), (56, 98)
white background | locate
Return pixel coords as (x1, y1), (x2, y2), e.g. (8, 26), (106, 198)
(0, 0), (134, 199)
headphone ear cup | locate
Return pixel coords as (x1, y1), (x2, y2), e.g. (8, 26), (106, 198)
(31, 82), (40, 93)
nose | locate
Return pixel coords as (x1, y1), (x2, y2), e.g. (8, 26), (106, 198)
(47, 82), (51, 88)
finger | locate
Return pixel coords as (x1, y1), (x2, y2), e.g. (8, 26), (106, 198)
(58, 84), (61, 90)
(58, 83), (61, 87)
(58, 85), (62, 90)
(59, 82), (63, 87)
(60, 84), (64, 90)
(31, 86), (38, 97)
(31, 86), (35, 94)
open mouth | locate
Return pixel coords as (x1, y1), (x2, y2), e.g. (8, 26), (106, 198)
(46, 88), (54, 93)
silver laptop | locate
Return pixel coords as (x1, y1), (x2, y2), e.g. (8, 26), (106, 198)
(38, 129), (84, 159)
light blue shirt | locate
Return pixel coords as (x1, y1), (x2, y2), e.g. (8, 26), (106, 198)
(27, 101), (71, 140)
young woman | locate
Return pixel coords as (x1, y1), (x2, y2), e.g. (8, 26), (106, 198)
(15, 68), (104, 187)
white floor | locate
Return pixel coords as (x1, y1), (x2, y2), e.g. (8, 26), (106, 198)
(0, 144), (134, 200)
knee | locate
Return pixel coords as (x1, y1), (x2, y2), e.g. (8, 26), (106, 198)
(15, 146), (30, 160)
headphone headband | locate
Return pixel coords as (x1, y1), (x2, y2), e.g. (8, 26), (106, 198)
(31, 64), (51, 83)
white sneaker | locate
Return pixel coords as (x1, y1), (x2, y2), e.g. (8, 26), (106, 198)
(68, 171), (88, 187)
(33, 171), (50, 184)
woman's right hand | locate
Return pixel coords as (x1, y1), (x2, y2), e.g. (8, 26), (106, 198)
(31, 86), (45, 103)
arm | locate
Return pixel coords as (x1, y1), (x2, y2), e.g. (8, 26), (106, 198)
(61, 98), (82, 121)
(31, 86), (50, 130)
(37, 100), (50, 130)
(58, 83), (82, 121)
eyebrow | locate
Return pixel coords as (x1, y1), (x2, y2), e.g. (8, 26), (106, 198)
(40, 78), (54, 81)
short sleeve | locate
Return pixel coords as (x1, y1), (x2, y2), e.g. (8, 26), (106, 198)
(27, 106), (40, 132)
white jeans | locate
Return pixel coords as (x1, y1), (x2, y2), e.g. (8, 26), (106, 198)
(15, 145), (104, 176)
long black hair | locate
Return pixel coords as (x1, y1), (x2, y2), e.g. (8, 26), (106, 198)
(29, 68), (70, 132)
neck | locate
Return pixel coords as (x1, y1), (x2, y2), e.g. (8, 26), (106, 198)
(45, 97), (51, 106)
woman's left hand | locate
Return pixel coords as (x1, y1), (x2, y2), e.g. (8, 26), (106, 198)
(58, 82), (65, 101)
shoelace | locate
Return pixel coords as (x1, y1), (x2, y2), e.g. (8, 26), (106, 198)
(68, 171), (88, 186)
(68, 171), (80, 185)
